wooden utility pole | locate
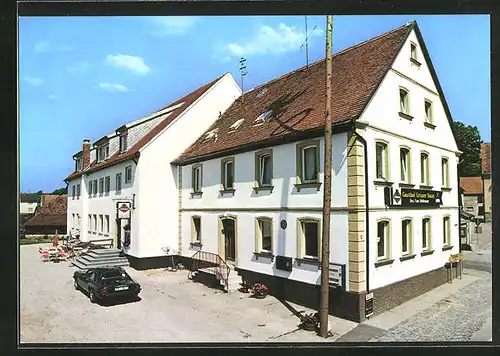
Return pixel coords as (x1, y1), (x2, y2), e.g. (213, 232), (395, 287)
(319, 14), (333, 339)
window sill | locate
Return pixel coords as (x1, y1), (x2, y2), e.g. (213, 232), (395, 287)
(398, 112), (414, 121)
(191, 191), (203, 198)
(410, 57), (422, 66)
(442, 245), (454, 251)
(424, 122), (436, 129)
(219, 188), (235, 196)
(254, 251), (274, 261)
(374, 259), (394, 267)
(295, 257), (320, 267)
(190, 242), (203, 248)
(421, 249), (435, 257)
(399, 182), (415, 188)
(98, 233), (103, 236)
(399, 254), (416, 262)
(373, 180), (394, 187)
(294, 182), (322, 192)
(253, 185), (274, 194)
(419, 185), (433, 190)
(441, 187), (452, 192)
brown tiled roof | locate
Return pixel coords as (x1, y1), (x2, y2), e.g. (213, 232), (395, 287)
(175, 22), (414, 164)
(41, 194), (59, 206)
(459, 177), (483, 195)
(64, 74), (226, 182)
(20, 193), (38, 203)
(24, 195), (67, 227)
(481, 143), (491, 174)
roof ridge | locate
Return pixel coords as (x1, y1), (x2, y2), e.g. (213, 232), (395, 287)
(246, 22), (413, 94)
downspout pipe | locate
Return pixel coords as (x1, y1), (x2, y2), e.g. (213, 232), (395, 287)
(352, 128), (370, 294)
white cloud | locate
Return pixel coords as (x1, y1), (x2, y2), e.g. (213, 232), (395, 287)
(98, 83), (129, 93)
(105, 54), (150, 75)
(66, 61), (90, 73)
(48, 94), (60, 99)
(23, 76), (44, 86)
(34, 41), (74, 53)
(218, 23), (324, 59)
(150, 16), (198, 36)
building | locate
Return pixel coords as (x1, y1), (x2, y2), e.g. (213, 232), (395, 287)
(173, 21), (461, 322)
(24, 195), (67, 236)
(481, 142), (491, 221)
(20, 193), (38, 214)
(459, 177), (484, 220)
(40, 194), (60, 208)
(64, 74), (241, 269)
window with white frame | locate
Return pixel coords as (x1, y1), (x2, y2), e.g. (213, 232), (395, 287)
(256, 151), (272, 187)
(116, 173), (122, 193)
(401, 219), (412, 255)
(420, 152), (429, 185)
(105, 215), (109, 234)
(256, 218), (273, 253)
(119, 132), (128, 153)
(72, 185), (76, 199)
(399, 88), (410, 114)
(98, 215), (103, 233)
(298, 219), (320, 259)
(75, 157), (82, 171)
(410, 43), (418, 61)
(191, 216), (201, 243)
(105, 176), (110, 194)
(422, 217), (431, 250)
(443, 216), (451, 246)
(89, 181), (93, 197)
(192, 165), (202, 193)
(441, 158), (449, 187)
(424, 100), (433, 123)
(377, 220), (390, 260)
(97, 144), (109, 162)
(400, 147), (410, 183)
(376, 142), (388, 180)
(93, 214), (97, 232)
(125, 166), (132, 184)
(93, 179), (98, 195)
(76, 184), (80, 199)
(221, 158), (234, 190)
(99, 178), (104, 195)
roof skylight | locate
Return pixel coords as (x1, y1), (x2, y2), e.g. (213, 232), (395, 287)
(205, 128), (219, 141)
(256, 87), (269, 98)
(254, 110), (273, 125)
(228, 119), (244, 133)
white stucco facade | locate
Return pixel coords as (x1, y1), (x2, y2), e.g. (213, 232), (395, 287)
(20, 202), (38, 214)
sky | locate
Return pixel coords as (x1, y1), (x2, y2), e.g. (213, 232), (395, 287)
(19, 15), (490, 193)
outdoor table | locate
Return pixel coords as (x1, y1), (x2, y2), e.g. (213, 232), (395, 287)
(47, 248), (59, 262)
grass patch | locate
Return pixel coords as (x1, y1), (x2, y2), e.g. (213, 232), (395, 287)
(20, 236), (53, 245)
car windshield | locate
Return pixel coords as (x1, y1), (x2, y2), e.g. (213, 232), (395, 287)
(101, 270), (127, 280)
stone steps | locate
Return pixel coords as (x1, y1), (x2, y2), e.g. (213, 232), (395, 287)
(72, 248), (129, 269)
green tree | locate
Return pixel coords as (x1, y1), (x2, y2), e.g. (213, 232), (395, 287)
(51, 187), (67, 195)
(453, 121), (482, 177)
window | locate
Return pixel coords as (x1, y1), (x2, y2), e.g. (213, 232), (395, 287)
(119, 132), (128, 153)
(424, 100), (433, 123)
(97, 144), (109, 162)
(192, 165), (202, 193)
(255, 150), (272, 187)
(377, 220), (390, 260)
(116, 173), (122, 193)
(88, 215), (92, 231)
(76, 184), (80, 199)
(99, 215), (103, 233)
(376, 142), (388, 180)
(254, 110), (272, 125)
(298, 219), (320, 259)
(256, 218), (273, 253)
(99, 178), (104, 195)
(105, 176), (110, 194)
(191, 216), (201, 243)
(125, 166), (132, 184)
(441, 158), (449, 187)
(410, 43), (417, 60)
(400, 147), (410, 183)
(221, 158), (234, 190)
(420, 152), (429, 185)
(228, 119), (244, 132)
(93, 179), (98, 195)
(89, 181), (93, 197)
(72, 213), (75, 228)
(105, 215), (110, 234)
(399, 89), (409, 114)
(401, 219), (412, 255)
(93, 214), (97, 231)
(72, 185), (75, 199)
(443, 216), (451, 246)
(422, 217), (431, 250)
(75, 158), (82, 171)
(77, 214), (80, 228)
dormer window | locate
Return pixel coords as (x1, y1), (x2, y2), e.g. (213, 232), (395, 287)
(75, 157), (83, 171)
(254, 110), (272, 125)
(256, 87), (268, 98)
(228, 119), (244, 133)
(119, 132), (128, 153)
(205, 128), (218, 141)
(97, 143), (109, 162)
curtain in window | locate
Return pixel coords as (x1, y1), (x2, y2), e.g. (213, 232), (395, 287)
(420, 154), (427, 184)
(303, 147), (317, 182)
(400, 90), (407, 112)
(422, 219), (428, 248)
(402, 220), (409, 253)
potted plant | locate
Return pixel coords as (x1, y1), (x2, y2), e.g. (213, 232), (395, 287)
(249, 283), (268, 299)
(300, 312), (319, 331)
(239, 280), (251, 293)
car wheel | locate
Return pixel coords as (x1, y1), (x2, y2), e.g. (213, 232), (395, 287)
(74, 279), (79, 290)
(89, 290), (96, 303)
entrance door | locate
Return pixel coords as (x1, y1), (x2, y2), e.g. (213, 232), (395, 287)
(222, 218), (236, 262)
(115, 219), (122, 249)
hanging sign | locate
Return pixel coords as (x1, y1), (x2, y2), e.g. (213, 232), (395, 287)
(385, 187), (443, 207)
(117, 201), (132, 219)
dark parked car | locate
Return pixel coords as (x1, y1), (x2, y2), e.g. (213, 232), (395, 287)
(73, 266), (141, 303)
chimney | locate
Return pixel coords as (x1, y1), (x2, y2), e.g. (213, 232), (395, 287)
(82, 139), (91, 169)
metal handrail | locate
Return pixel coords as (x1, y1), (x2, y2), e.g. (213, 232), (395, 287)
(189, 250), (230, 291)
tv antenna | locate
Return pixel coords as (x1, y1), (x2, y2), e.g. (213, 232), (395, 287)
(239, 57), (247, 102)
(300, 16), (317, 69)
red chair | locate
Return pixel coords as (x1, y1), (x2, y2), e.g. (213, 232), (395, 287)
(56, 246), (68, 261)
(38, 247), (49, 262)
